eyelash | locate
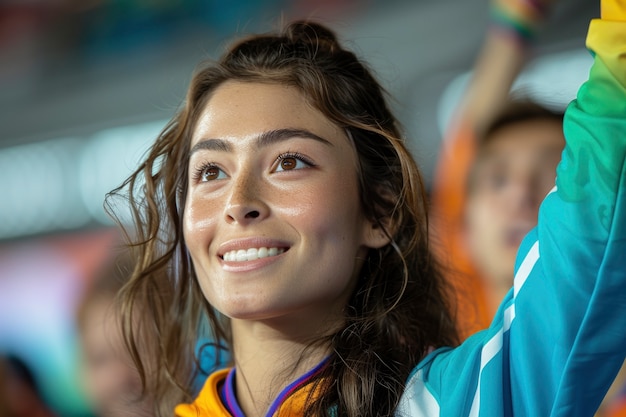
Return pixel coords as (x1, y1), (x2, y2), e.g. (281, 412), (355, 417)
(192, 162), (222, 183)
(191, 152), (315, 183)
(274, 152), (315, 170)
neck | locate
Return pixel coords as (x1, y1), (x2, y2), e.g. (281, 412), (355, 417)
(229, 315), (338, 417)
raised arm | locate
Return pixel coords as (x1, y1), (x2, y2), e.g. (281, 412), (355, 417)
(512, 1), (626, 413)
(403, 1), (626, 415)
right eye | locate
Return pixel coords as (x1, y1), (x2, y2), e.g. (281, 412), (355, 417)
(195, 163), (227, 182)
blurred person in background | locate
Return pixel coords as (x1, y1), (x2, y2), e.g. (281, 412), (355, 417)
(75, 236), (225, 417)
(463, 99), (564, 315)
(432, 96), (565, 335)
(0, 353), (57, 417)
(430, 0), (626, 415)
(431, 0), (566, 337)
(75, 248), (153, 417)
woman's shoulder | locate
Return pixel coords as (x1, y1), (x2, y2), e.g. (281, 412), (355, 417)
(174, 368), (231, 417)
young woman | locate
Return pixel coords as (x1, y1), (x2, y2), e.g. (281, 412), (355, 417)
(109, 0), (626, 415)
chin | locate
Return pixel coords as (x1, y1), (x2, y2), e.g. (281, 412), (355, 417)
(220, 302), (272, 320)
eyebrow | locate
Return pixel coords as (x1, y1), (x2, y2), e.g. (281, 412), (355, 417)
(189, 128), (334, 157)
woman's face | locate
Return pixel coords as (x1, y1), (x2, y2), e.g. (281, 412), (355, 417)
(183, 81), (386, 326)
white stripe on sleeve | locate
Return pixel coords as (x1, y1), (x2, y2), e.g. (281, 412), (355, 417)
(468, 241), (539, 416)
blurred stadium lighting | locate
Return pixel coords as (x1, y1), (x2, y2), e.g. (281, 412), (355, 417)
(79, 119), (164, 226)
(0, 120), (165, 240)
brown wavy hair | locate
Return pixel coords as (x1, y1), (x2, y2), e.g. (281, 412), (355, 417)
(107, 20), (459, 417)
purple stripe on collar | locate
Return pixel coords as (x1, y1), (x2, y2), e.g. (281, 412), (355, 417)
(221, 356), (331, 417)
(265, 356), (330, 417)
(223, 368), (245, 417)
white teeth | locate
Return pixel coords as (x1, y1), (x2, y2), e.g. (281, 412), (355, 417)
(222, 247), (285, 262)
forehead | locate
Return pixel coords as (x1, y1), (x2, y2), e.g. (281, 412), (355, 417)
(469, 118), (564, 188)
(481, 118), (564, 156)
(191, 81), (345, 146)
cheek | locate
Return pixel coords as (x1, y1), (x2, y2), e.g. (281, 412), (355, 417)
(539, 170), (558, 197)
(467, 197), (491, 227)
(183, 192), (219, 248)
(466, 198), (501, 246)
(282, 178), (361, 237)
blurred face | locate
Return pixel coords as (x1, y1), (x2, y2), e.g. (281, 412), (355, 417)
(465, 118), (564, 289)
(183, 81), (386, 329)
(80, 296), (150, 417)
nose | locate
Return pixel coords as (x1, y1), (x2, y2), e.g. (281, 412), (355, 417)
(224, 171), (269, 225)
(508, 173), (541, 215)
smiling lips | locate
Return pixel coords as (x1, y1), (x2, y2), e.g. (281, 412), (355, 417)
(222, 247), (286, 262)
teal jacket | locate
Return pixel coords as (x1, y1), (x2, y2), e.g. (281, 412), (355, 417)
(183, 5), (625, 417)
(398, 6), (626, 417)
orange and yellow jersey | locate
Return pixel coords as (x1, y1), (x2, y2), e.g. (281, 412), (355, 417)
(176, 358), (328, 417)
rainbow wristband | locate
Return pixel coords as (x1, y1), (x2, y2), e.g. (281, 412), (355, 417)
(490, 0), (551, 43)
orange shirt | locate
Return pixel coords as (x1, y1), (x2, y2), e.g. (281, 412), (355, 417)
(176, 360), (328, 417)
(430, 120), (491, 339)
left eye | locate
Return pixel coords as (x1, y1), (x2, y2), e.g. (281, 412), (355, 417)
(195, 164), (227, 182)
(274, 154), (311, 172)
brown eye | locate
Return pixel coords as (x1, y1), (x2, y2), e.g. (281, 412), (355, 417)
(280, 157), (297, 171)
(200, 165), (226, 182)
(274, 153), (312, 172)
